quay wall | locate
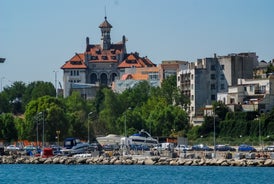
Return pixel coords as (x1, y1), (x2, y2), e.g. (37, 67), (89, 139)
(1, 154), (274, 167)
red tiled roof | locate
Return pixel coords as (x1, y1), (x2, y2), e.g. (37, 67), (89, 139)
(85, 43), (124, 63)
(61, 53), (87, 69)
(118, 53), (156, 68)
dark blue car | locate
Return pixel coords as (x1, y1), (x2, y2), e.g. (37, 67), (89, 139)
(238, 144), (256, 152)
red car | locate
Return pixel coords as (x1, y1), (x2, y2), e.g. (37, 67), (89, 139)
(41, 147), (54, 158)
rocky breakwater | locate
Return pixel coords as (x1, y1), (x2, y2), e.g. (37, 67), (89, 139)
(1, 155), (274, 167)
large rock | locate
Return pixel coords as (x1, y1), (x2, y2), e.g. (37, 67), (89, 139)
(264, 159), (273, 166)
(144, 158), (155, 165)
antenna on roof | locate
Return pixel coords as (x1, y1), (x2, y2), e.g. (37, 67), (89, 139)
(104, 5), (107, 19)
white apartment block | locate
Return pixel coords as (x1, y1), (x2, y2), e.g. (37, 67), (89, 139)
(177, 52), (258, 125)
(221, 75), (274, 113)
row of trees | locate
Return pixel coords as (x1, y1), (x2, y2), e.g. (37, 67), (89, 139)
(0, 76), (190, 144)
(1, 76), (274, 145)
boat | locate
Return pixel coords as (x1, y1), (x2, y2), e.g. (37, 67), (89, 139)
(61, 142), (90, 155)
(60, 137), (89, 155)
(128, 129), (158, 147)
(96, 134), (122, 146)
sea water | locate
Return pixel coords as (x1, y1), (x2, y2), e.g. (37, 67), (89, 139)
(0, 164), (273, 184)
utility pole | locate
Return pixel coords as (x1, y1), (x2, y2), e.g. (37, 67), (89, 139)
(53, 70), (58, 98)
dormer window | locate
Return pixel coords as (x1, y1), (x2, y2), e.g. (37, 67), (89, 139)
(102, 56), (108, 60)
(91, 56), (98, 60)
(110, 49), (115, 54)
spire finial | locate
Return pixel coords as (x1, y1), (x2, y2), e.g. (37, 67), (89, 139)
(104, 6), (107, 20)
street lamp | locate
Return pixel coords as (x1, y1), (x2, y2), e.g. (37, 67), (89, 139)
(0, 77), (5, 92)
(256, 115), (262, 150)
(0, 58), (5, 63)
(53, 70), (58, 98)
(38, 111), (45, 148)
(56, 130), (60, 146)
(213, 106), (219, 158)
(88, 112), (93, 144)
(124, 107), (131, 137)
(35, 116), (39, 147)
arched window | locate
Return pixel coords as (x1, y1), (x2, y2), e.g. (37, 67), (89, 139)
(90, 73), (97, 84)
(100, 73), (108, 86)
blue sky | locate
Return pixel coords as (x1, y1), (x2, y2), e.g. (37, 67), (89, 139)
(0, 0), (273, 89)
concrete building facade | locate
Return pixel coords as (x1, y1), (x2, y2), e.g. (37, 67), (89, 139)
(177, 52), (258, 125)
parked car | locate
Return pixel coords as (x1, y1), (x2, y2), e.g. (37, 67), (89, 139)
(6, 145), (20, 151)
(130, 144), (150, 151)
(175, 144), (192, 152)
(215, 144), (236, 151)
(153, 144), (162, 151)
(49, 145), (62, 155)
(238, 144), (256, 152)
(89, 142), (103, 151)
(264, 145), (274, 152)
(192, 144), (213, 151)
(24, 145), (37, 156)
(102, 144), (120, 151)
(41, 147), (54, 158)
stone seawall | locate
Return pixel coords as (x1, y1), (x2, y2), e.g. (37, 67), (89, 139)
(1, 155), (274, 167)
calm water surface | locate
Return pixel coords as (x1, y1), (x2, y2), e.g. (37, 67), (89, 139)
(0, 164), (273, 184)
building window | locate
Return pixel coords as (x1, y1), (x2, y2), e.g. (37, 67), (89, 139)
(250, 85), (254, 92)
(220, 84), (225, 90)
(211, 84), (215, 90)
(244, 87), (247, 91)
(191, 95), (194, 101)
(221, 65), (224, 70)
(211, 74), (216, 80)
(211, 94), (216, 100)
(211, 65), (216, 71)
(221, 74), (225, 80)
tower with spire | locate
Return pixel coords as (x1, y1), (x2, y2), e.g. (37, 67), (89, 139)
(99, 16), (112, 50)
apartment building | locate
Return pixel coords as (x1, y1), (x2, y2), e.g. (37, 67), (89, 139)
(222, 75), (274, 113)
(178, 53), (258, 125)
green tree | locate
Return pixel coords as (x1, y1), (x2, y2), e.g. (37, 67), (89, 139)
(2, 81), (26, 114)
(24, 96), (68, 142)
(0, 113), (18, 142)
(0, 92), (10, 113)
(23, 81), (56, 107)
(99, 88), (121, 134)
(64, 91), (89, 140)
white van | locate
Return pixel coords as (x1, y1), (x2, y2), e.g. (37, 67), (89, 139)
(161, 142), (174, 151)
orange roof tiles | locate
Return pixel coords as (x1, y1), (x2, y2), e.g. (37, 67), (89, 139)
(118, 53), (156, 69)
(85, 42), (124, 63)
(61, 53), (87, 69)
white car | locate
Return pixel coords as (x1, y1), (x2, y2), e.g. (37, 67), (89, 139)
(6, 145), (20, 151)
(264, 145), (274, 152)
(175, 145), (192, 152)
